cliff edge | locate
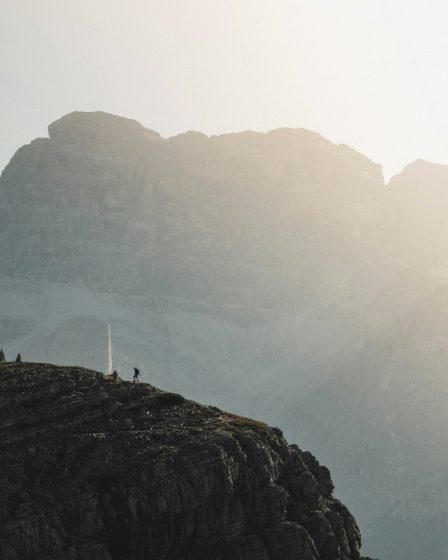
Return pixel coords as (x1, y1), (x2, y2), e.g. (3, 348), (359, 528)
(0, 363), (369, 559)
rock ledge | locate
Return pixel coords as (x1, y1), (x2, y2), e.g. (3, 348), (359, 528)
(0, 363), (366, 560)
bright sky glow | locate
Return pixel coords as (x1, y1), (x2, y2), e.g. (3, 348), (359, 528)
(1, 0), (448, 179)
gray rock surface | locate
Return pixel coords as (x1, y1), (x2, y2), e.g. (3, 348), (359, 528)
(0, 362), (365, 560)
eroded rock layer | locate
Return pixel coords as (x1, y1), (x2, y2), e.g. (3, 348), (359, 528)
(0, 362), (363, 560)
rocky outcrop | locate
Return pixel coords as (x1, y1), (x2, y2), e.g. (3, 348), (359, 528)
(47, 111), (161, 159)
(0, 362), (366, 560)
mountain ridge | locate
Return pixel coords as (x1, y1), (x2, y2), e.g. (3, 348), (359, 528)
(0, 361), (372, 560)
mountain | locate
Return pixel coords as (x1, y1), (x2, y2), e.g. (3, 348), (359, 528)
(1, 111), (448, 558)
(0, 361), (371, 560)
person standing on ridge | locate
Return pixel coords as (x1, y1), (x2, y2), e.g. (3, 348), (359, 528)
(133, 367), (140, 383)
(112, 369), (118, 381)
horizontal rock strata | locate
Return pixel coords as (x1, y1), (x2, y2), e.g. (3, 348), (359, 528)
(0, 362), (364, 560)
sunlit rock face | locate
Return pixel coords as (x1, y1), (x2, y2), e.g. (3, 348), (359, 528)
(0, 362), (365, 560)
(388, 159), (448, 268)
(1, 111), (448, 559)
(0, 111), (386, 309)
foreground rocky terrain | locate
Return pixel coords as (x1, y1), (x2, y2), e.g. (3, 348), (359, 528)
(2, 111), (448, 558)
(0, 362), (371, 560)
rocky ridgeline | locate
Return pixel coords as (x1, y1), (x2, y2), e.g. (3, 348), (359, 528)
(0, 363), (371, 560)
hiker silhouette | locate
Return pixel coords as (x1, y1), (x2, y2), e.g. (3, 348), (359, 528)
(112, 369), (118, 381)
(133, 367), (140, 383)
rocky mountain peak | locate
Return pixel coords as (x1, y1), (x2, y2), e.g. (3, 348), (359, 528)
(389, 158), (448, 189)
(47, 111), (162, 159)
(0, 362), (369, 560)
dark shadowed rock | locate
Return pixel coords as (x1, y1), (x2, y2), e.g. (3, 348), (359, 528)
(0, 362), (368, 560)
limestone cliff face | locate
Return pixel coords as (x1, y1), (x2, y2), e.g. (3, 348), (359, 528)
(0, 362), (365, 560)
(0, 111), (385, 307)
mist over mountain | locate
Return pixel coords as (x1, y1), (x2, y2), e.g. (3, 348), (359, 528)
(1, 111), (448, 559)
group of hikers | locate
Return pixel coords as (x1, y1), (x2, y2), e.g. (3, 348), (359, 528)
(111, 366), (140, 383)
(0, 348), (141, 383)
(0, 349), (21, 363)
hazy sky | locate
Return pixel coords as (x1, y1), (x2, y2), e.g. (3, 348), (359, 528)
(1, 0), (448, 179)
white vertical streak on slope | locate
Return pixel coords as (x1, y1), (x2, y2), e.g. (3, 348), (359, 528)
(107, 323), (113, 374)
